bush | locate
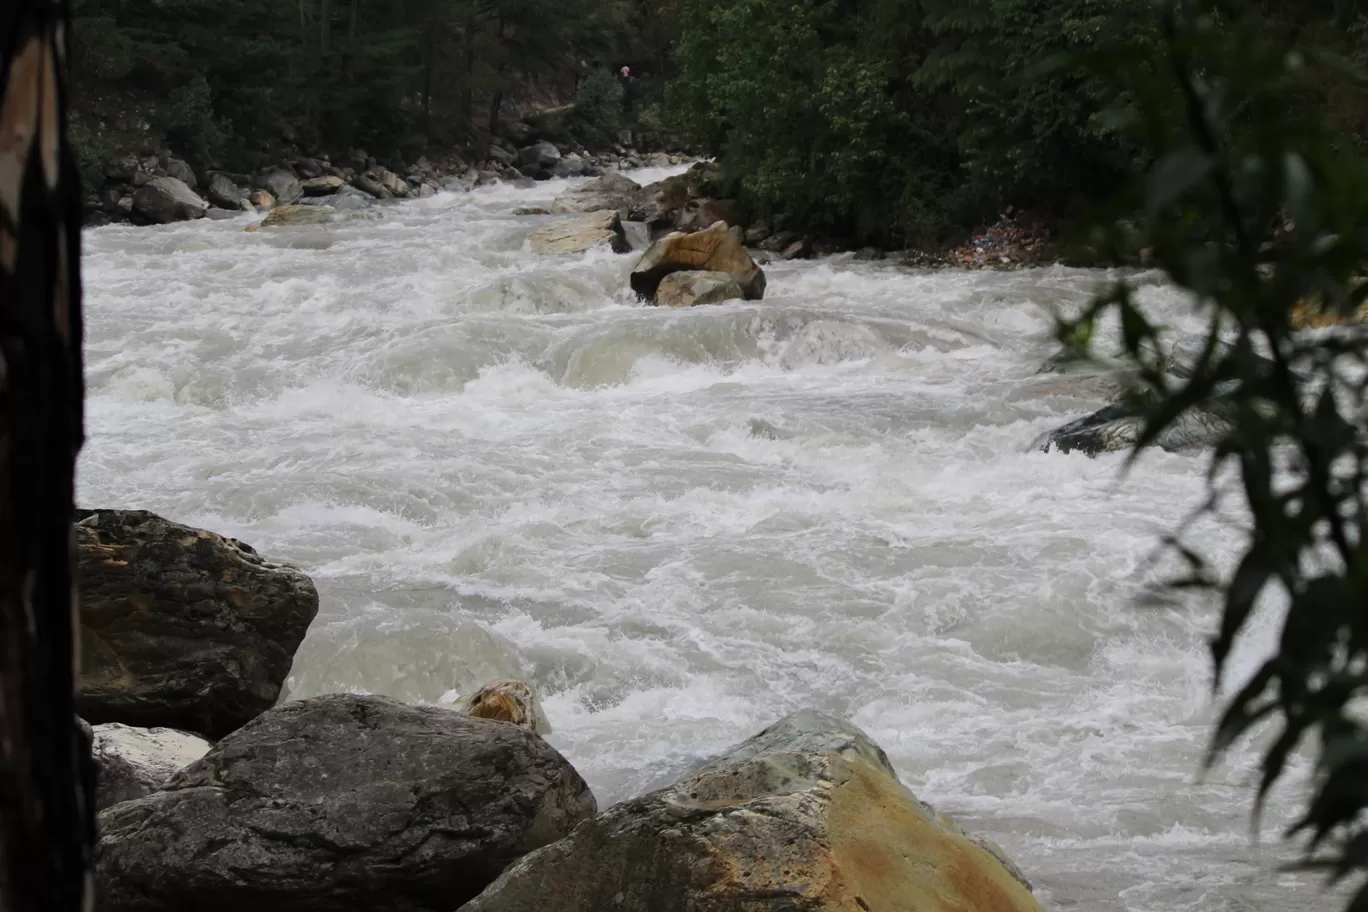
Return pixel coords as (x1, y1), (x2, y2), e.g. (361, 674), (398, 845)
(570, 69), (624, 149)
(159, 75), (230, 167)
(68, 122), (116, 195)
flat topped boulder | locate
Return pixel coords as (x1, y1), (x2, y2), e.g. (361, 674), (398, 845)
(95, 693), (597, 912)
(257, 203), (335, 227)
(550, 172), (641, 216)
(132, 177), (208, 223)
(528, 211), (629, 255)
(630, 221), (766, 301)
(75, 508), (318, 739)
(460, 708), (1039, 912)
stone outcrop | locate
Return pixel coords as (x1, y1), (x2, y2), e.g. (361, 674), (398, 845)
(461, 680), (549, 735)
(652, 270), (744, 307)
(95, 693), (597, 912)
(75, 509), (319, 739)
(90, 722), (211, 811)
(132, 177), (208, 223)
(550, 173), (641, 217)
(630, 221), (766, 302)
(460, 709), (1039, 912)
(529, 211), (630, 255)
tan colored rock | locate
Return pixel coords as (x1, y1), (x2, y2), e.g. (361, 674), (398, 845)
(529, 211), (629, 255)
(653, 270), (744, 307)
(462, 679), (550, 735)
(257, 204), (335, 228)
(301, 175), (345, 196)
(550, 173), (641, 216)
(630, 221), (766, 301)
(461, 709), (1039, 912)
(248, 189), (275, 210)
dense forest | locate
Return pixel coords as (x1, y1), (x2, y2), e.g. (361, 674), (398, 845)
(69, 0), (1366, 244)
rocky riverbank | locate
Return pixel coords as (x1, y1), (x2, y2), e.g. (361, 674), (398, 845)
(78, 507), (1042, 912)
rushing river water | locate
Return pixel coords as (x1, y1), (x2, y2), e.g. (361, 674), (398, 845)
(79, 165), (1336, 911)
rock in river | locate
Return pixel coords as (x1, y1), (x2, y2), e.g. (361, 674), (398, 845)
(258, 204), (335, 227)
(550, 172), (640, 217)
(75, 509), (319, 739)
(95, 693), (597, 912)
(460, 709), (1039, 912)
(461, 679), (550, 735)
(652, 270), (744, 307)
(630, 221), (766, 302)
(528, 211), (629, 255)
(132, 177), (208, 223)
(91, 722), (211, 811)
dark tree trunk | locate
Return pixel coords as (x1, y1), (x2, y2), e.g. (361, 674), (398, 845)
(0, 1), (94, 910)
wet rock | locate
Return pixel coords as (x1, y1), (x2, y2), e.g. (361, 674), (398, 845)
(443, 169), (481, 193)
(486, 145), (517, 168)
(75, 509), (319, 739)
(99, 185), (123, 213)
(759, 229), (800, 252)
(518, 140), (562, 178)
(529, 211), (629, 255)
(744, 220), (770, 245)
(87, 211), (113, 227)
(91, 723), (211, 811)
(299, 186), (374, 211)
(514, 206), (550, 216)
(95, 693), (596, 912)
(461, 680), (550, 735)
(249, 189), (276, 210)
(206, 173), (244, 209)
(292, 157), (324, 179)
(781, 236), (813, 260)
(1030, 398), (1235, 456)
(853, 246), (884, 261)
(630, 221), (766, 302)
(302, 175), (346, 196)
(116, 196), (134, 217)
(203, 207), (242, 220)
(551, 152), (588, 179)
(255, 169), (303, 204)
(550, 172), (640, 217)
(161, 157), (197, 189)
(378, 169), (408, 197)
(461, 709), (1039, 912)
(258, 204), (335, 227)
(353, 173), (392, 199)
(652, 270), (744, 308)
(675, 198), (742, 233)
(629, 163), (722, 235)
(621, 220), (651, 252)
(132, 177), (208, 223)
(108, 154), (140, 182)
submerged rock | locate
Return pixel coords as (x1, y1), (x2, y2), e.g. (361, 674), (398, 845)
(75, 509), (319, 739)
(529, 211), (629, 255)
(258, 204), (335, 227)
(461, 680), (550, 735)
(550, 173), (641, 217)
(630, 221), (766, 301)
(132, 177), (208, 223)
(461, 709), (1039, 912)
(95, 693), (596, 912)
(91, 723), (211, 811)
(652, 270), (744, 307)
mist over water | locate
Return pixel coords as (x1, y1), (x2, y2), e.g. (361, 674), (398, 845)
(79, 166), (1333, 911)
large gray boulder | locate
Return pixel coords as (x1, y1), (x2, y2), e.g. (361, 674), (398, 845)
(91, 722), (211, 811)
(517, 141), (561, 178)
(161, 157), (198, 189)
(628, 162), (722, 235)
(74, 509), (319, 739)
(550, 172), (640, 217)
(461, 709), (1038, 912)
(95, 693), (597, 912)
(255, 168), (303, 204)
(132, 177), (208, 223)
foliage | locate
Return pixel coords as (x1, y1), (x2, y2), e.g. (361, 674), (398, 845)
(159, 76), (230, 167)
(570, 69), (624, 149)
(68, 122), (115, 195)
(1059, 3), (1368, 907)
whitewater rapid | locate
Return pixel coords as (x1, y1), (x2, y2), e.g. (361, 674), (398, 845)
(79, 166), (1330, 911)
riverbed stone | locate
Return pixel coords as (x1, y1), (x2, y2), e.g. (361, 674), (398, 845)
(302, 174), (346, 196)
(652, 270), (744, 307)
(258, 204), (335, 227)
(95, 693), (597, 912)
(461, 679), (550, 735)
(518, 141), (561, 178)
(206, 172), (244, 209)
(550, 172), (640, 217)
(529, 211), (629, 255)
(132, 177), (208, 223)
(161, 157), (197, 189)
(630, 221), (766, 301)
(74, 508), (319, 739)
(249, 189), (276, 210)
(460, 708), (1039, 912)
(91, 722), (211, 811)
(256, 168), (303, 204)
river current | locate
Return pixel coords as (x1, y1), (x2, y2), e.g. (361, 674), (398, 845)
(79, 165), (1333, 911)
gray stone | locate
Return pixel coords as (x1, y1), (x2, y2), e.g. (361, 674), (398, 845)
(301, 175), (346, 196)
(75, 509), (318, 739)
(255, 168), (303, 204)
(528, 211), (630, 255)
(551, 152), (587, 179)
(95, 693), (596, 912)
(91, 723), (211, 811)
(206, 173), (244, 209)
(161, 157), (197, 189)
(517, 141), (561, 178)
(203, 207), (242, 220)
(132, 177), (208, 223)
(486, 145), (517, 167)
(652, 270), (744, 308)
(550, 172), (641, 217)
(353, 173), (392, 200)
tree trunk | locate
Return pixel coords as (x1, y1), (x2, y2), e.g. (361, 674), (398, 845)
(0, 1), (95, 910)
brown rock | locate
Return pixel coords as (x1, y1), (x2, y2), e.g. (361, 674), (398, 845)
(258, 204), (335, 227)
(460, 709), (1039, 912)
(249, 189), (275, 210)
(301, 175), (346, 196)
(630, 222), (766, 301)
(462, 680), (549, 734)
(652, 270), (744, 308)
(529, 212), (629, 255)
(676, 198), (743, 233)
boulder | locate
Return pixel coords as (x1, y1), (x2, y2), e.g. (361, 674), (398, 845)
(116, 196), (134, 217)
(652, 270), (744, 308)
(206, 173), (244, 209)
(107, 154), (141, 182)
(630, 222), (766, 302)
(249, 189), (276, 210)
(744, 220), (771, 245)
(675, 198), (743, 233)
(161, 157), (197, 189)
(550, 172), (640, 217)
(551, 152), (587, 179)
(517, 141), (561, 178)
(91, 723), (211, 811)
(353, 173), (392, 200)
(442, 170), (480, 193)
(486, 145), (517, 167)
(258, 204), (335, 227)
(95, 693), (597, 912)
(461, 680), (549, 735)
(781, 236), (813, 260)
(528, 211), (629, 255)
(304, 188), (374, 211)
(621, 220), (651, 252)
(75, 509), (319, 739)
(378, 169), (408, 197)
(629, 163), (722, 234)
(292, 157), (324, 179)
(302, 175), (346, 196)
(255, 169), (303, 204)
(461, 709), (1039, 912)
(203, 207), (242, 220)
(132, 177), (208, 223)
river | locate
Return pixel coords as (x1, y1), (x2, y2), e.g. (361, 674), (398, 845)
(78, 165), (1333, 911)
